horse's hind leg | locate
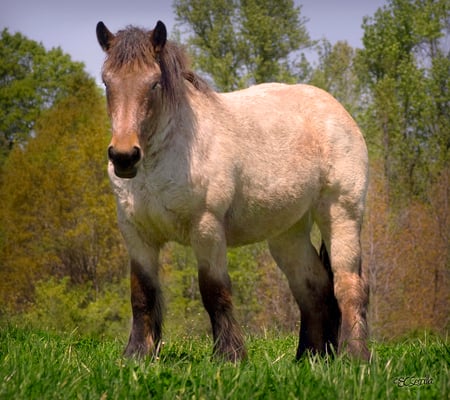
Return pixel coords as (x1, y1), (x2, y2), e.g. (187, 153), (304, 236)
(268, 215), (341, 359)
(315, 202), (370, 360)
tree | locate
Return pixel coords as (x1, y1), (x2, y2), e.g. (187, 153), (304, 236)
(0, 74), (127, 312)
(357, 0), (450, 339)
(309, 40), (362, 117)
(356, 0), (450, 200)
(173, 0), (311, 91)
(0, 29), (86, 165)
(362, 164), (450, 339)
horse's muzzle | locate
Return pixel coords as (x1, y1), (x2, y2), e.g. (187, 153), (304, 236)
(108, 145), (141, 179)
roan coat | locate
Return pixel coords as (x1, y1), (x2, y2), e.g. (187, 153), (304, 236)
(96, 20), (370, 362)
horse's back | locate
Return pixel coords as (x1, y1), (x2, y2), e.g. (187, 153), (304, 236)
(220, 83), (367, 168)
(222, 83), (367, 186)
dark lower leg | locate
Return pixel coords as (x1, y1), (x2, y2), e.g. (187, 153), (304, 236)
(124, 260), (163, 358)
(198, 269), (246, 362)
(323, 290), (341, 354)
(296, 283), (341, 359)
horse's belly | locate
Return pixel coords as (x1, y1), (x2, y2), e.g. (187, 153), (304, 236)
(225, 194), (313, 246)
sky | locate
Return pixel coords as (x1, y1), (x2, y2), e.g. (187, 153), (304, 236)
(1, 0), (387, 83)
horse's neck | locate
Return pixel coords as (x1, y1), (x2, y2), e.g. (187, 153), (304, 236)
(146, 90), (228, 163)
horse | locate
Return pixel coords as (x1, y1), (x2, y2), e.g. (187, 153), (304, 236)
(96, 20), (370, 362)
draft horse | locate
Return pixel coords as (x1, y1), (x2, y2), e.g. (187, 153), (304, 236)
(96, 20), (370, 361)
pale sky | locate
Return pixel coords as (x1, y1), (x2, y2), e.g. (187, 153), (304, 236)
(1, 0), (387, 83)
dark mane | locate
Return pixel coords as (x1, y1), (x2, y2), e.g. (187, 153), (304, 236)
(104, 26), (213, 109)
(159, 41), (213, 107)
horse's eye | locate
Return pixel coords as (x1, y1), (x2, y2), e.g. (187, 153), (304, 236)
(151, 81), (160, 91)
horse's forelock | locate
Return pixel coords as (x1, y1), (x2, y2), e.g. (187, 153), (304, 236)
(104, 26), (154, 70)
(103, 26), (213, 111)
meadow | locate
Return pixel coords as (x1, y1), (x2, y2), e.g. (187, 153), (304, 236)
(0, 326), (448, 399)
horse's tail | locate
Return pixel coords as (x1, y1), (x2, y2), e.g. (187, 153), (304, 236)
(320, 241), (333, 280)
(320, 240), (341, 353)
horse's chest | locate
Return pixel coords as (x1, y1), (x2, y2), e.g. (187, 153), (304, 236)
(113, 178), (195, 244)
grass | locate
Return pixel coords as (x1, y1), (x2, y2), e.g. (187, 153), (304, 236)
(0, 326), (448, 399)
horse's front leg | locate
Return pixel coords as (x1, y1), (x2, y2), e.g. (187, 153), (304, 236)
(192, 212), (246, 362)
(123, 243), (163, 359)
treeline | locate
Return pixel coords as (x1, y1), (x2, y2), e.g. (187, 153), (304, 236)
(0, 0), (448, 340)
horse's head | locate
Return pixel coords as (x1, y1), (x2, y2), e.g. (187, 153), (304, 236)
(96, 21), (167, 178)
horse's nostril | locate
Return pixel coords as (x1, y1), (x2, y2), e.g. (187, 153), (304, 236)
(108, 146), (141, 164)
(131, 146), (141, 163)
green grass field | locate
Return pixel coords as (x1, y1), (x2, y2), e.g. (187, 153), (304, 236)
(0, 326), (448, 399)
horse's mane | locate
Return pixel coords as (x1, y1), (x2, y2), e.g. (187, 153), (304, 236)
(104, 26), (213, 109)
(159, 40), (214, 107)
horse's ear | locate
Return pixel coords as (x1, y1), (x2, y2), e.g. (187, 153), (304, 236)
(151, 21), (167, 54)
(96, 21), (114, 52)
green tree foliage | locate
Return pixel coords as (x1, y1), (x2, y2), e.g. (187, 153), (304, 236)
(363, 165), (449, 339)
(0, 74), (127, 312)
(356, 0), (450, 200)
(1, 2), (449, 341)
(20, 278), (130, 338)
(173, 0), (311, 90)
(0, 30), (87, 166)
(357, 0), (450, 338)
(309, 40), (362, 117)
